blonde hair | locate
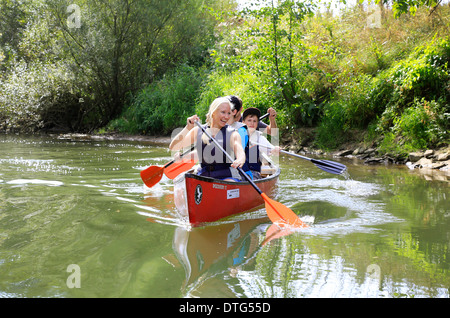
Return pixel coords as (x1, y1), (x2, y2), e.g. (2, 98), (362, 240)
(202, 97), (232, 144)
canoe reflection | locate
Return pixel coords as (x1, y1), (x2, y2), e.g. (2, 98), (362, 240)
(173, 218), (269, 296)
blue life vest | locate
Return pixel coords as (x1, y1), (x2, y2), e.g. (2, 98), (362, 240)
(239, 126), (261, 173)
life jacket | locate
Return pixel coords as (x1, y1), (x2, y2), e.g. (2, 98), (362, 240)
(244, 129), (262, 172)
(196, 124), (242, 180)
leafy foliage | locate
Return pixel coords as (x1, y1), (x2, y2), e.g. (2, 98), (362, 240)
(206, 2), (449, 152)
(389, 0), (442, 17)
(0, 0), (223, 132)
(108, 64), (205, 135)
(1, 0), (449, 155)
(317, 36), (450, 150)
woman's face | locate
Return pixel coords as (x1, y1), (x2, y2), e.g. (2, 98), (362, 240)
(212, 103), (232, 128)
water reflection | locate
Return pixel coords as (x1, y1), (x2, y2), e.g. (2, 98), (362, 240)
(172, 218), (269, 297)
(164, 160), (449, 298)
(231, 236), (449, 298)
(1, 135), (448, 298)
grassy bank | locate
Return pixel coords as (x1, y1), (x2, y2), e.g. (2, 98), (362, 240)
(1, 2), (449, 159)
(109, 5), (449, 158)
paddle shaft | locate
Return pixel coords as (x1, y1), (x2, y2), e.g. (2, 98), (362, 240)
(259, 112), (270, 121)
(165, 144), (195, 168)
(251, 142), (312, 161)
(252, 142), (343, 171)
(281, 150), (345, 170)
(195, 121), (262, 195)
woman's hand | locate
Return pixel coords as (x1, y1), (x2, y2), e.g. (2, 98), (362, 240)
(173, 151), (182, 162)
(169, 115), (200, 151)
(230, 131), (246, 169)
(186, 115), (200, 130)
(231, 156), (246, 169)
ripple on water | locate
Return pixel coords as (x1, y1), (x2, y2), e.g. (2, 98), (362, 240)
(280, 177), (403, 236)
(6, 179), (64, 187)
(0, 158), (84, 174)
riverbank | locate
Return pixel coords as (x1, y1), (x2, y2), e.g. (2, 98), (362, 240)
(55, 132), (172, 145)
(51, 131), (449, 180)
(280, 128), (450, 182)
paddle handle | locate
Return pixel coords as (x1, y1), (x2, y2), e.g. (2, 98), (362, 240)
(195, 121), (263, 195)
(259, 113), (270, 121)
(254, 142), (346, 174)
(281, 148), (343, 170)
(280, 150), (311, 162)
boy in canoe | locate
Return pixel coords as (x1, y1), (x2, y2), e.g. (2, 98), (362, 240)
(241, 107), (280, 179)
(226, 95), (278, 136)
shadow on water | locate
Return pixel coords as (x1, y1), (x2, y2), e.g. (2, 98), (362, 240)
(291, 201), (355, 224)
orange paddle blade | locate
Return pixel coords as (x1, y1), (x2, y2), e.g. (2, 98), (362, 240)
(140, 166), (164, 188)
(261, 193), (308, 228)
(164, 159), (197, 179)
(262, 223), (293, 246)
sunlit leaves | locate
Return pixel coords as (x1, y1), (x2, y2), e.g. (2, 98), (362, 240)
(0, 0), (223, 132)
(352, 0), (442, 18)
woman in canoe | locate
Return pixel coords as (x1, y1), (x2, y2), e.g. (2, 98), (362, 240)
(241, 107), (280, 179)
(169, 97), (249, 182)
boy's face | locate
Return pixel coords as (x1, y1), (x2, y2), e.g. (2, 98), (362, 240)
(243, 114), (258, 130)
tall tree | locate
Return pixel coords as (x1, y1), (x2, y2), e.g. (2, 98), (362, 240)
(44, 0), (218, 127)
(243, 0), (317, 124)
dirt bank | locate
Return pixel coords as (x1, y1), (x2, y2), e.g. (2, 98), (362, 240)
(54, 131), (449, 182)
(280, 128), (450, 181)
(55, 132), (171, 145)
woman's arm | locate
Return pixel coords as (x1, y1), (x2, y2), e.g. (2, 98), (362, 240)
(169, 115), (199, 151)
(170, 127), (198, 152)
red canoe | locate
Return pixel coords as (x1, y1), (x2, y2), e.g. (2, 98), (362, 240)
(174, 167), (280, 226)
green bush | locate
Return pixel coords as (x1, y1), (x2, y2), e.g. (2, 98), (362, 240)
(0, 60), (87, 132)
(393, 98), (449, 149)
(377, 131), (409, 156)
(317, 37), (450, 151)
(314, 100), (348, 149)
(108, 64), (205, 135)
(395, 101), (430, 149)
(376, 39), (450, 150)
(194, 66), (297, 131)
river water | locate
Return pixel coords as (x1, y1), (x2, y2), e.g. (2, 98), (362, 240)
(0, 134), (448, 298)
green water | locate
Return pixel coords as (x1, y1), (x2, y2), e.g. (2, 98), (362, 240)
(0, 134), (448, 298)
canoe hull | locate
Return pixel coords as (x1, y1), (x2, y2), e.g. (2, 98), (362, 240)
(174, 169), (280, 226)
